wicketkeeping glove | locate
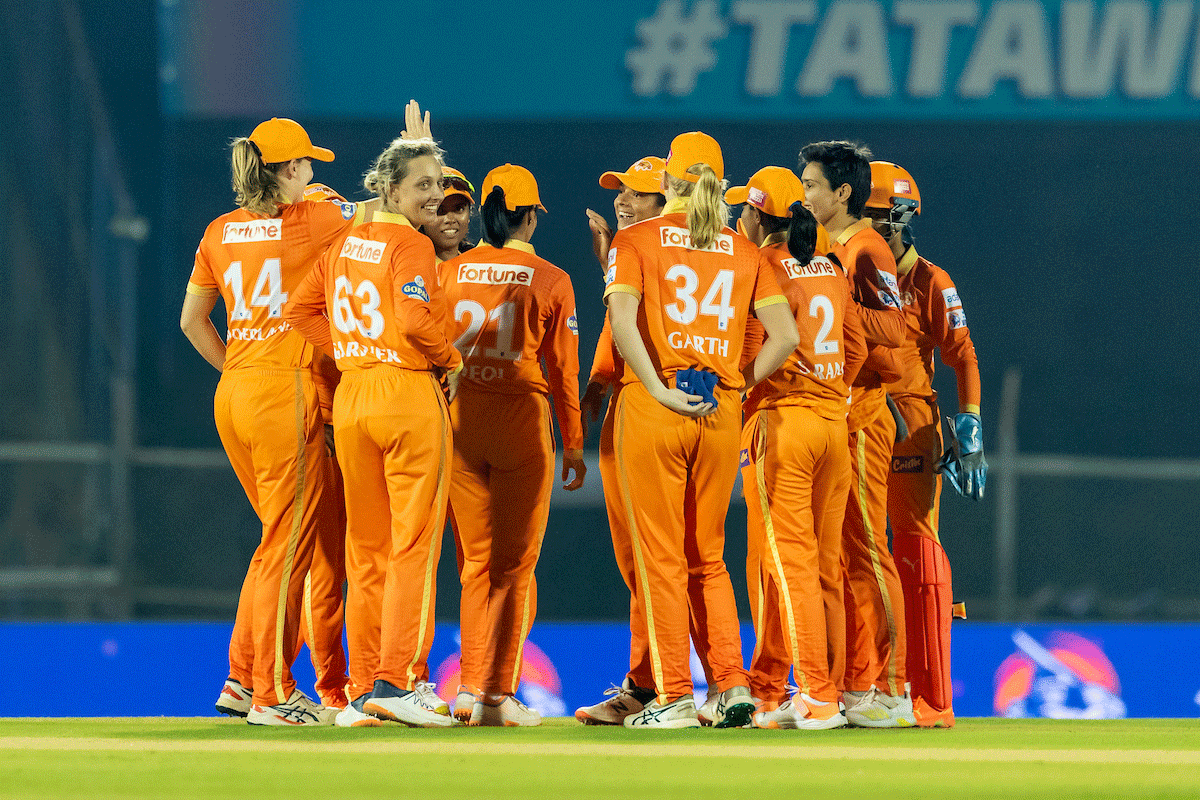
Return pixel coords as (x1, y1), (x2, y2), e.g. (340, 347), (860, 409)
(935, 412), (988, 501)
(675, 367), (719, 408)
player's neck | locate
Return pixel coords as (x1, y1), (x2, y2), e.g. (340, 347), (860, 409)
(822, 209), (858, 242)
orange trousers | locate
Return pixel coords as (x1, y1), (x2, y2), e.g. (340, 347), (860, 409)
(295, 450), (348, 707)
(334, 368), (451, 701)
(216, 367), (327, 706)
(598, 386), (715, 693)
(887, 394), (956, 716)
(843, 405), (907, 696)
(612, 381), (748, 703)
(448, 388), (555, 696)
(743, 406), (850, 705)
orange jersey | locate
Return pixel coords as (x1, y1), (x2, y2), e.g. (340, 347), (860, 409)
(742, 241), (868, 420)
(439, 240), (584, 452)
(285, 211), (462, 375)
(884, 247), (981, 408)
(829, 219), (905, 430)
(588, 314), (624, 385)
(604, 205), (787, 391)
(187, 200), (358, 371)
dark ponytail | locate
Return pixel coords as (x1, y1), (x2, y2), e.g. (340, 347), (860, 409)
(786, 201), (818, 265)
(481, 186), (535, 247)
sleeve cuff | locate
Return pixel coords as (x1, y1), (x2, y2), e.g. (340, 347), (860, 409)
(603, 284), (641, 302)
(185, 282), (219, 297)
(753, 294), (788, 310)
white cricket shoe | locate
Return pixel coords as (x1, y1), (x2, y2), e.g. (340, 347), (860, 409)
(335, 695), (383, 728)
(363, 680), (455, 728)
(754, 693), (847, 730)
(710, 685), (756, 728)
(623, 697), (702, 729)
(575, 677), (654, 725)
(696, 686), (720, 726)
(215, 679), (252, 718)
(246, 689), (332, 726)
(845, 687), (916, 728)
(470, 694), (542, 727)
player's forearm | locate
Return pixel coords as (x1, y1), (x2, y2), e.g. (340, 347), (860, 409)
(182, 319), (226, 371)
(606, 292), (667, 398)
(743, 302), (799, 389)
(857, 304), (906, 347)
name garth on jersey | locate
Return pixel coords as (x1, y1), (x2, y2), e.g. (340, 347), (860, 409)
(458, 264), (534, 286)
(222, 219), (281, 244)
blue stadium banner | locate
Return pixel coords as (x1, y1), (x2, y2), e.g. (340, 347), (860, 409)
(159, 0), (1200, 119)
(3, 621), (1199, 717)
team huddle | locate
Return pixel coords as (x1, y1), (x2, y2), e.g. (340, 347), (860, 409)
(180, 101), (985, 730)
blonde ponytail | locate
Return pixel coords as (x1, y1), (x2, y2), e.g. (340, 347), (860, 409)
(230, 138), (285, 216)
(666, 164), (727, 250)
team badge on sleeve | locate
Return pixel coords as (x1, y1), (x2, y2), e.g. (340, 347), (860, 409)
(605, 265), (616, 286)
(879, 289), (900, 308)
(339, 201), (357, 220)
(947, 309), (968, 330)
(739, 448), (751, 468)
(567, 311), (579, 335)
(942, 286), (962, 308)
(402, 275), (430, 302)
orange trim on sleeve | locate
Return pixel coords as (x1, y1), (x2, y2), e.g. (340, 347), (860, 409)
(186, 282), (219, 297)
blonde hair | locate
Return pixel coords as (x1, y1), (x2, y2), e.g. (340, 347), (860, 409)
(230, 138), (286, 216)
(363, 137), (445, 212)
(666, 164), (727, 250)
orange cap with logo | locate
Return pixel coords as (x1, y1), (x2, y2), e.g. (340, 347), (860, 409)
(665, 131), (724, 183)
(867, 161), (921, 214)
(725, 166), (804, 218)
(248, 118), (335, 164)
(600, 156), (665, 193)
(481, 164), (547, 212)
(441, 166), (475, 206)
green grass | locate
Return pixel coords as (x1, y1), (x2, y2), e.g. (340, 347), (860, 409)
(1, 718), (1198, 799)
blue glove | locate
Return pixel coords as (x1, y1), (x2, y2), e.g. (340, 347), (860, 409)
(935, 412), (988, 501)
(674, 368), (719, 408)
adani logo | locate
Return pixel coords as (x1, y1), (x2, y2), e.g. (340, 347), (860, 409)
(433, 633), (566, 718)
(994, 630), (1126, 719)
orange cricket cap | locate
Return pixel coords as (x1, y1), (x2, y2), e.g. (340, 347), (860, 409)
(248, 118), (335, 164)
(481, 164), (547, 212)
(665, 131), (724, 183)
(599, 156), (665, 193)
(725, 166), (804, 218)
(441, 166), (475, 206)
(867, 161), (921, 214)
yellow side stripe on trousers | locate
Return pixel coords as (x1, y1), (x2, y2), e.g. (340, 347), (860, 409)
(614, 391), (666, 702)
(754, 415), (807, 696)
(406, 373), (449, 689)
(853, 430), (901, 696)
(274, 370), (307, 704)
(302, 572), (320, 686)
(509, 394), (556, 695)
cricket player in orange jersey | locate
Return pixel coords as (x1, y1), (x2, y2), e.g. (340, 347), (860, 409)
(864, 161), (985, 728)
(728, 167), (868, 729)
(604, 131), (799, 729)
(426, 167), (476, 263)
(285, 136), (463, 728)
(728, 171), (834, 715)
(575, 158), (721, 725)
(439, 164), (585, 727)
(800, 141), (913, 727)
(181, 118), (367, 726)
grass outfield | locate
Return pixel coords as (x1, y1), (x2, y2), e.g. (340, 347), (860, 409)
(1, 718), (1198, 799)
